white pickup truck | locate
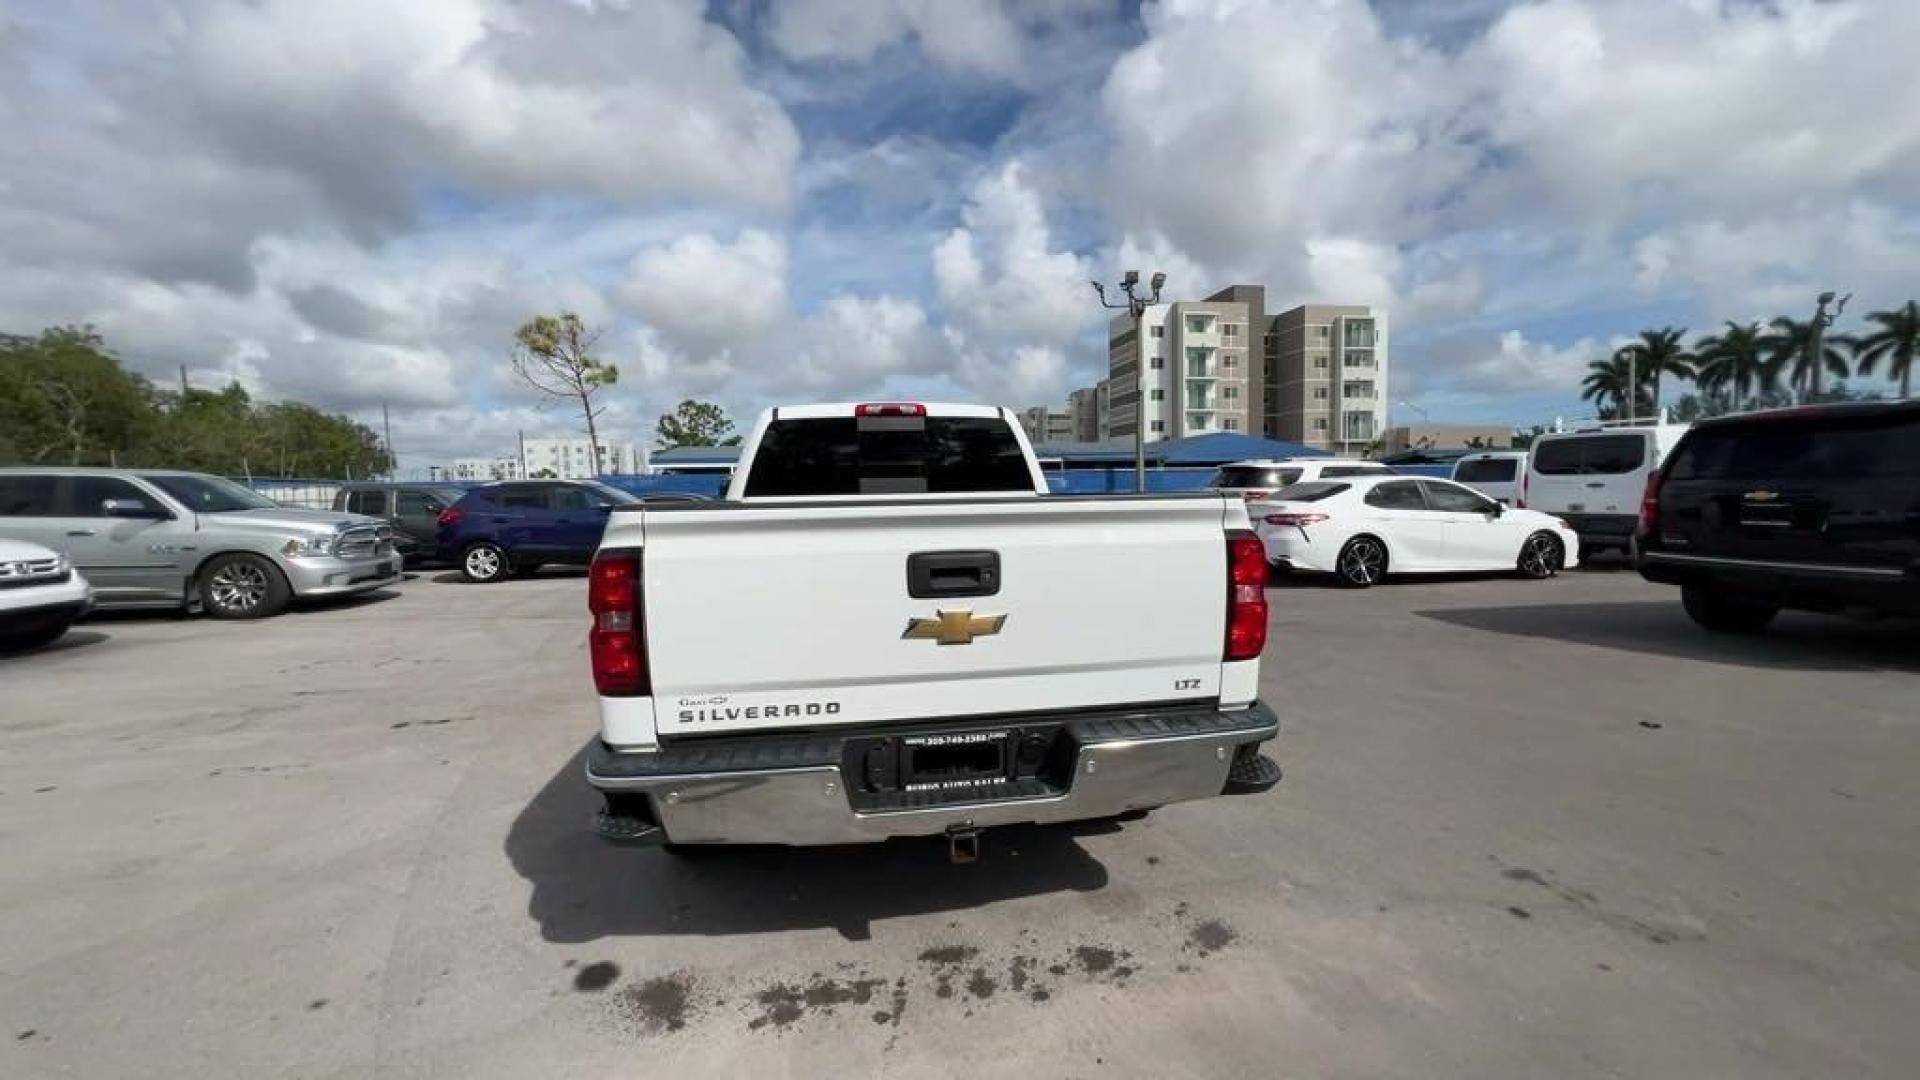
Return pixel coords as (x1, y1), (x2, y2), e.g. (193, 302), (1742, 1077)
(584, 402), (1279, 858)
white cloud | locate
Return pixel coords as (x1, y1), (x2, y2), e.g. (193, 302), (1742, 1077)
(617, 230), (789, 353)
(766, 0), (1026, 80)
(1628, 204), (1920, 323)
(1102, 0), (1466, 294)
(1408, 329), (1608, 401)
(176, 0), (798, 217)
(934, 162), (1093, 348)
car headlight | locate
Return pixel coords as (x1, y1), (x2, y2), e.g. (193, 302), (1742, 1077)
(282, 534), (336, 557)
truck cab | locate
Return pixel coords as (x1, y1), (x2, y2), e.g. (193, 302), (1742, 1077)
(582, 402), (1281, 855)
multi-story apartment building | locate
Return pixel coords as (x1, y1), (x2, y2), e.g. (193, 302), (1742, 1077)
(522, 437), (642, 479)
(1266, 304), (1389, 454)
(1105, 286), (1262, 442)
(1091, 287), (1387, 452)
(1066, 386), (1100, 443)
(1017, 406), (1075, 447)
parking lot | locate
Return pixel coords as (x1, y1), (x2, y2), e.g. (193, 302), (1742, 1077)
(4, 565), (1917, 1078)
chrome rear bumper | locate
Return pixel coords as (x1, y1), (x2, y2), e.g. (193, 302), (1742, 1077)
(587, 701), (1278, 847)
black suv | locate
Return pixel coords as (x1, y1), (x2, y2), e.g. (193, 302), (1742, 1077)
(1637, 401), (1920, 631)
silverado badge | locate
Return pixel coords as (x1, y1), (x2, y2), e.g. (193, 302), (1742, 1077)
(903, 609), (1007, 646)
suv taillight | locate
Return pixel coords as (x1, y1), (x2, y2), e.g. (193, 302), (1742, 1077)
(588, 553), (648, 696)
(1224, 530), (1268, 662)
(436, 506), (463, 528)
(1515, 466), (1528, 509)
(1638, 470), (1661, 534)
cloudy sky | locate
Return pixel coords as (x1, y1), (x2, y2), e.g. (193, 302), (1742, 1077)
(3, 0), (1917, 468)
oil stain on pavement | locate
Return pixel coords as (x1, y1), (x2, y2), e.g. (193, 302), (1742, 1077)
(587, 902), (1241, 1040)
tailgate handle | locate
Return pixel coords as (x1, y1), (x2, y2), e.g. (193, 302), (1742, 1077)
(908, 550), (1000, 598)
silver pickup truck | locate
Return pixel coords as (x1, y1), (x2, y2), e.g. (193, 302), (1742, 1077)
(0, 467), (400, 618)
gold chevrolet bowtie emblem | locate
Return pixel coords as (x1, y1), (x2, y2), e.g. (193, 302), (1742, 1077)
(1744, 489), (1780, 502)
(903, 609), (1007, 645)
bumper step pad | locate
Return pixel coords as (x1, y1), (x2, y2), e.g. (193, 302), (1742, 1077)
(1223, 750), (1282, 795)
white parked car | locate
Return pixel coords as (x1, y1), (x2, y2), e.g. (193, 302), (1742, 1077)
(0, 537), (93, 650)
(1208, 458), (1394, 502)
(1254, 475), (1581, 587)
(1451, 451), (1528, 505)
(1519, 422), (1688, 557)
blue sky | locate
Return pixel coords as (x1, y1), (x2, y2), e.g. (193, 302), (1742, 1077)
(2, 0), (1917, 466)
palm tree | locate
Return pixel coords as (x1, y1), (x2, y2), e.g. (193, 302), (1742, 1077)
(1580, 351), (1635, 419)
(1611, 327), (1693, 420)
(1762, 316), (1852, 403)
(1851, 300), (1919, 400)
(1691, 321), (1771, 410)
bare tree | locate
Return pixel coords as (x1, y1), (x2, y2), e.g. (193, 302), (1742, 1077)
(510, 313), (619, 468)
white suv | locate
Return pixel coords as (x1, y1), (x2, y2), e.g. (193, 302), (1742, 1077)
(1209, 458), (1394, 502)
(0, 537), (93, 651)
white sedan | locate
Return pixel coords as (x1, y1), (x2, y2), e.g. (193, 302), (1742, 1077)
(1254, 476), (1580, 588)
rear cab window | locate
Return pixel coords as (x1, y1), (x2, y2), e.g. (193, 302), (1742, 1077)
(743, 415), (1034, 497)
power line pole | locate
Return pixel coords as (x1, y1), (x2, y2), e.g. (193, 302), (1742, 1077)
(517, 429), (527, 480)
(179, 364), (189, 393)
(1092, 270), (1166, 493)
(381, 401), (395, 478)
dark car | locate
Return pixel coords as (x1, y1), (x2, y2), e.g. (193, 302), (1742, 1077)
(1637, 400), (1920, 631)
(436, 480), (639, 582)
(331, 482), (467, 563)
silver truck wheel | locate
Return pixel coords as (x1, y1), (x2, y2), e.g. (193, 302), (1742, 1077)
(200, 554), (290, 619)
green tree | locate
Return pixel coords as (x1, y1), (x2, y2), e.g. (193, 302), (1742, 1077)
(1611, 327), (1694, 420)
(511, 312), (618, 470)
(1851, 300), (1919, 400)
(1691, 321), (1772, 410)
(0, 327), (157, 464)
(1762, 316), (1852, 403)
(1579, 351), (1642, 419)
(654, 398), (741, 450)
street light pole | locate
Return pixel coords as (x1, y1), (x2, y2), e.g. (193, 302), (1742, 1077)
(1092, 270), (1165, 493)
(1807, 290), (1850, 403)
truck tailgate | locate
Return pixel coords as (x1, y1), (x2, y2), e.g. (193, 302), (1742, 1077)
(630, 496), (1233, 737)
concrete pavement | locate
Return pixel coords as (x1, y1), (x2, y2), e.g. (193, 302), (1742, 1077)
(3, 566), (1916, 1077)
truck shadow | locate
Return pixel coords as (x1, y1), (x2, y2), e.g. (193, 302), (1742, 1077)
(504, 744), (1114, 943)
(1417, 600), (1920, 674)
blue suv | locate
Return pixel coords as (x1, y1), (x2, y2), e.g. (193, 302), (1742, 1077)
(437, 480), (639, 582)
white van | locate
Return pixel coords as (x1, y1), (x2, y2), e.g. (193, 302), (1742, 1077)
(1520, 423), (1689, 556)
(1450, 451), (1527, 505)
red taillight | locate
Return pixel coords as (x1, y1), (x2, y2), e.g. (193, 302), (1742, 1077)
(1224, 530), (1268, 662)
(436, 505), (462, 528)
(588, 553), (648, 696)
(1243, 492), (1269, 503)
(855, 402), (927, 417)
(1638, 470), (1661, 533)
(1262, 512), (1329, 527)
